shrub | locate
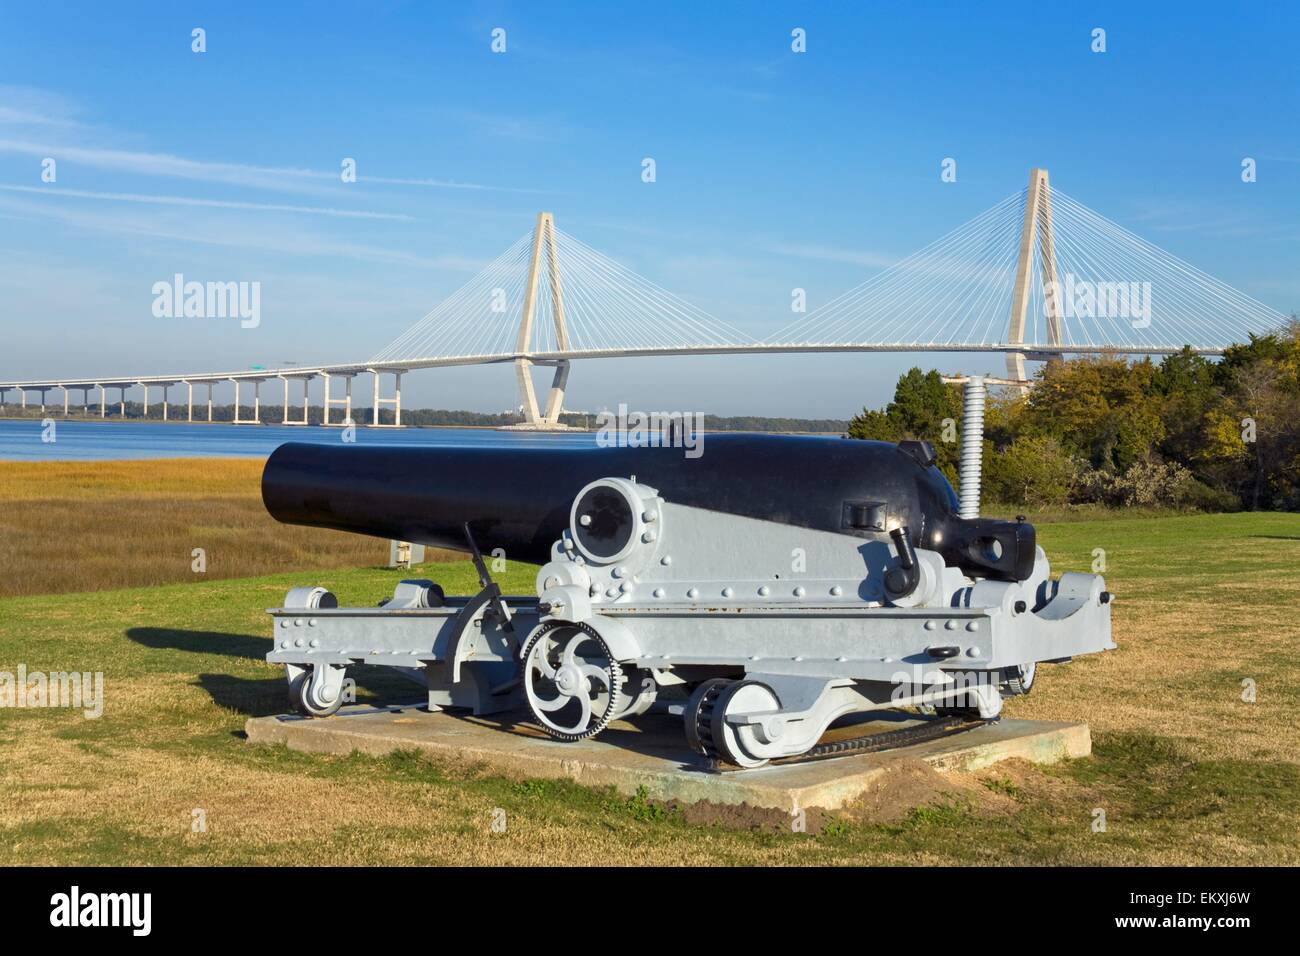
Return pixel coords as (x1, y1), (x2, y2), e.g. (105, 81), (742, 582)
(1075, 458), (1198, 508)
(983, 436), (1079, 507)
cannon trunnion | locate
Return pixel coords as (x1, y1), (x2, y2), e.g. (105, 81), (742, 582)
(263, 435), (1114, 769)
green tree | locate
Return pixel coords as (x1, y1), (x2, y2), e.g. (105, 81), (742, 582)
(847, 368), (962, 484)
(1022, 357), (1164, 473)
(983, 435), (1078, 507)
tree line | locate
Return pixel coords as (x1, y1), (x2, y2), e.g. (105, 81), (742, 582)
(847, 321), (1300, 511)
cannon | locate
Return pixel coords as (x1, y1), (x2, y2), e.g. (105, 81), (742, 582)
(262, 434), (1114, 768)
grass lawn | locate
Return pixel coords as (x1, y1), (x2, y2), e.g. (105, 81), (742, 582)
(1, 511), (1297, 865)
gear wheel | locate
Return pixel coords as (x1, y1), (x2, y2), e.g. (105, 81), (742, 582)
(683, 678), (732, 759)
(1002, 662), (1036, 697)
(521, 621), (625, 742)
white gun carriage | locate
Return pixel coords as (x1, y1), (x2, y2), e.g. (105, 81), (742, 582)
(263, 434), (1113, 769)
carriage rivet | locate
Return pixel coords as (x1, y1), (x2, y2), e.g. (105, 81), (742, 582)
(653, 588), (665, 598)
(661, 555), (673, 566)
(686, 587), (698, 599)
(830, 585), (843, 596)
(308, 619), (317, 627)
(945, 620), (959, 630)
(758, 585), (770, 596)
(924, 620), (937, 630)
(793, 586), (806, 598)
(966, 621), (980, 632)
(721, 587), (734, 598)
(294, 638), (304, 647)
(309, 639), (320, 648)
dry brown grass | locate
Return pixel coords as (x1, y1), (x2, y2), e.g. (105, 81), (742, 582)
(0, 459), (458, 598)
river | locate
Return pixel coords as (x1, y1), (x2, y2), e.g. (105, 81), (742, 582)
(0, 419), (597, 461)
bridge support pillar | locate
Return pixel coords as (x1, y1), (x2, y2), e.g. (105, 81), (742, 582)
(322, 372), (355, 426)
(161, 383), (170, 421)
(512, 211), (574, 429)
(61, 385), (69, 416)
(140, 383), (149, 419)
(207, 383), (214, 422)
(184, 381), (192, 422)
(231, 379), (265, 424)
(368, 369), (404, 427)
(279, 375), (312, 425)
(542, 360), (569, 422)
(1005, 167), (1062, 392)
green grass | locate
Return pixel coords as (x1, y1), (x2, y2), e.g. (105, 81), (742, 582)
(1, 512), (1298, 865)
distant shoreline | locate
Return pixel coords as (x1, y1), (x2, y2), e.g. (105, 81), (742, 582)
(0, 413), (846, 434)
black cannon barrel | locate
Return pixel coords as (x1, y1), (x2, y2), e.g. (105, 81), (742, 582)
(262, 434), (1034, 580)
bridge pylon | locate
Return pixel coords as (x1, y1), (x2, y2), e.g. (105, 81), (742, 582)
(1005, 167), (1062, 388)
(512, 212), (574, 429)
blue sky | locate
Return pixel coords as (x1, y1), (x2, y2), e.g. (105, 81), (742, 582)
(1, 1), (1297, 417)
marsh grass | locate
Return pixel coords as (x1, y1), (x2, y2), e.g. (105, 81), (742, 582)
(0, 459), (460, 597)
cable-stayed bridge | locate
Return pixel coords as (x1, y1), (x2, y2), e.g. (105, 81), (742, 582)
(1, 169), (1288, 427)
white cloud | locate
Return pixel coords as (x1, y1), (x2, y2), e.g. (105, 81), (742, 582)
(0, 138), (533, 194)
(0, 85), (87, 130)
(0, 137), (338, 191)
(0, 194), (474, 268)
(0, 184), (413, 220)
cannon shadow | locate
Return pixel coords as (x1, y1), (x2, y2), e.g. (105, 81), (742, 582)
(126, 626), (268, 660)
(126, 627), (424, 720)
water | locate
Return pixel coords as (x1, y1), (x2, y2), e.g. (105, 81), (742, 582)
(0, 419), (597, 461)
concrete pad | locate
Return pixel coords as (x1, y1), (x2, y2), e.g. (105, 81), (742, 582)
(245, 704), (1090, 813)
